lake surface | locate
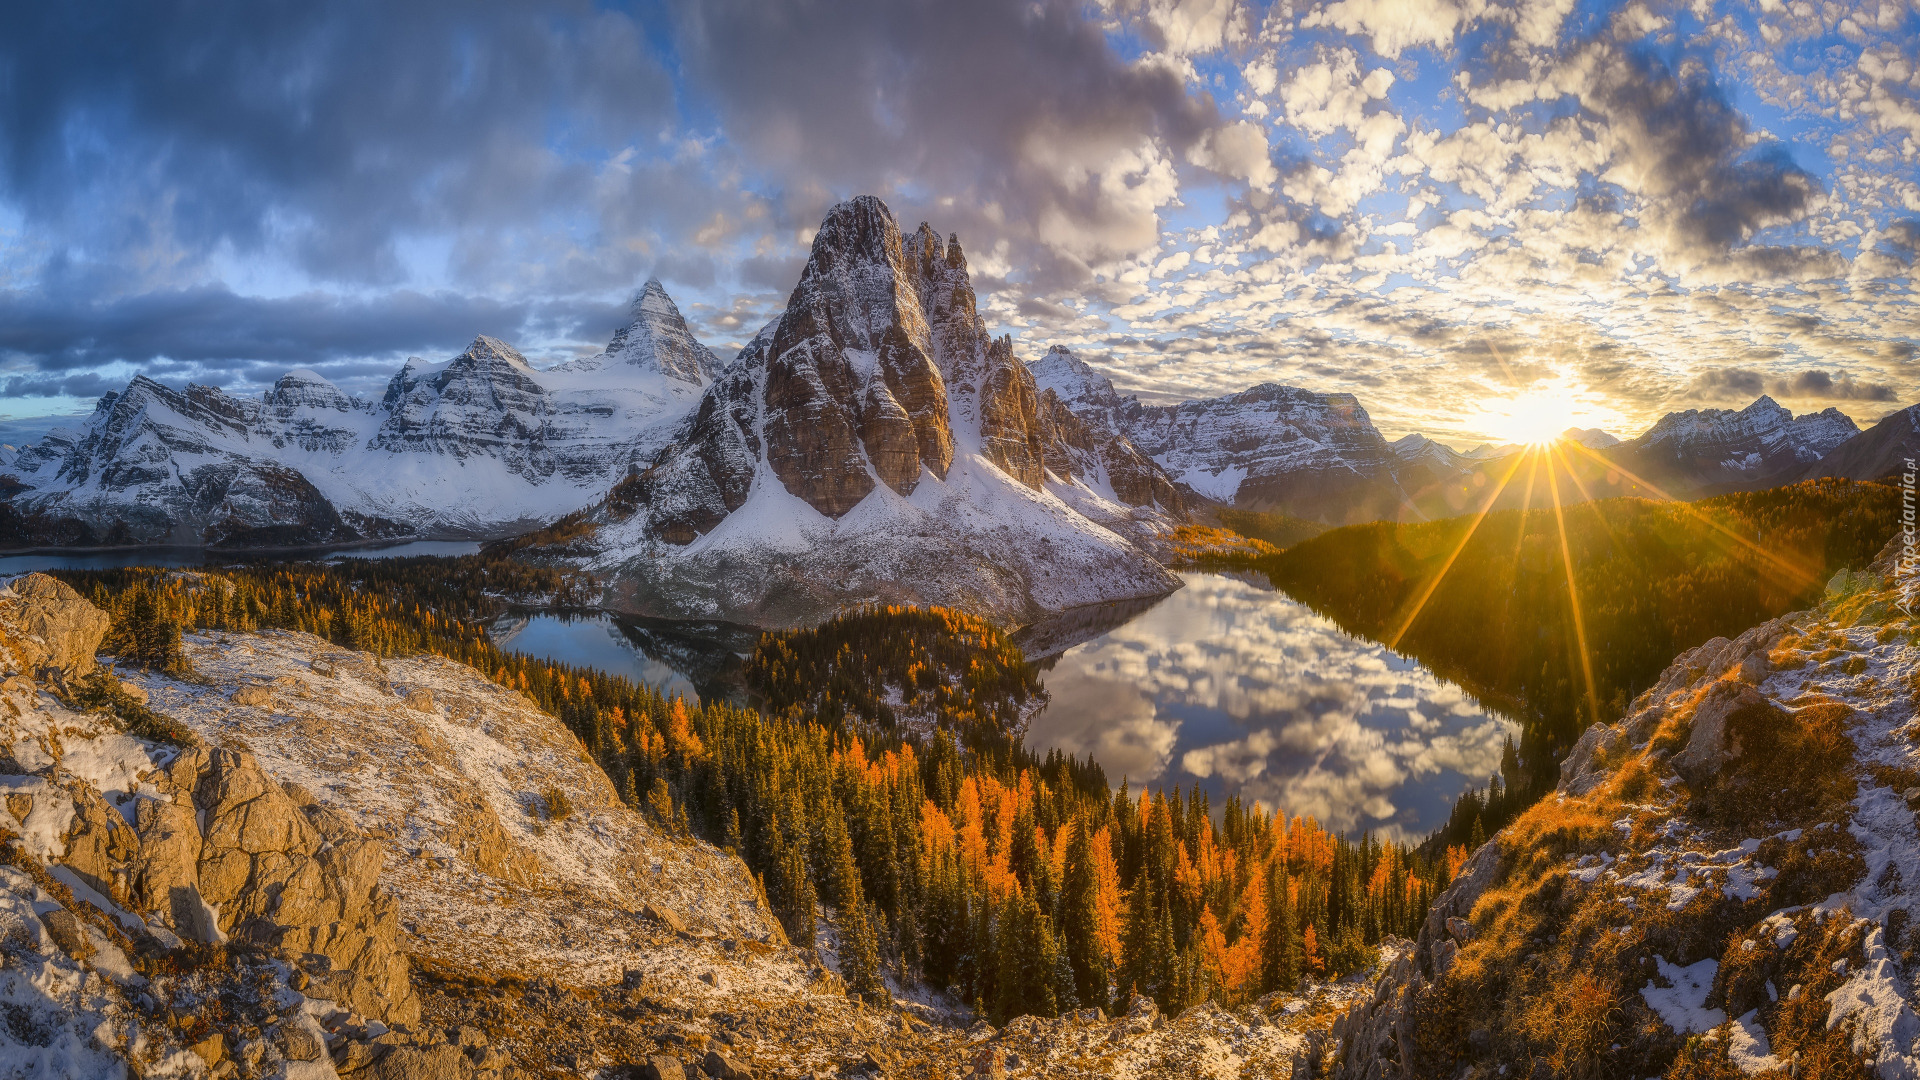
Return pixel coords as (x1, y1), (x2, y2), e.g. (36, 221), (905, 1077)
(0, 539), (481, 576)
(1022, 572), (1515, 841)
(492, 612), (758, 707)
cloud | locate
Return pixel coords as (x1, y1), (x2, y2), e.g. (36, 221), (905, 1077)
(1685, 366), (1898, 403)
(0, 2), (683, 289)
(0, 284), (596, 398)
(672, 0), (1244, 281)
(1029, 573), (1513, 838)
(1106, 0), (1250, 55)
(1303, 0), (1487, 58)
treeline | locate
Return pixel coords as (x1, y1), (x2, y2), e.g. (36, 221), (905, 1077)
(1255, 477), (1899, 849)
(743, 605), (1044, 752)
(58, 561), (1448, 1021)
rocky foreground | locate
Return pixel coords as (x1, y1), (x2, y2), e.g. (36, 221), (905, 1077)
(1328, 542), (1920, 1079)
(0, 574), (1376, 1079)
(8, 543), (1916, 1079)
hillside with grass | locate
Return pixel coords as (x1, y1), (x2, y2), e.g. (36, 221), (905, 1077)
(1252, 478), (1901, 846)
(1327, 540), (1920, 1080)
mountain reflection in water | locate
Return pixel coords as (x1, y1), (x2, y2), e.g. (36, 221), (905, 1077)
(1024, 572), (1515, 841)
(491, 611), (755, 707)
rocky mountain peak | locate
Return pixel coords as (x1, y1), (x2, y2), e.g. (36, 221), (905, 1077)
(758, 195), (954, 516)
(571, 277), (720, 385)
(267, 368), (356, 411)
(1637, 394), (1858, 457)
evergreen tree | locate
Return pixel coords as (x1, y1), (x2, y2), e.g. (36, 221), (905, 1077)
(819, 808), (885, 1002)
(1059, 822), (1111, 1013)
(1263, 860), (1300, 993)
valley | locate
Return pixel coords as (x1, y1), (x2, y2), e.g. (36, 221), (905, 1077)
(0, 196), (1915, 1080)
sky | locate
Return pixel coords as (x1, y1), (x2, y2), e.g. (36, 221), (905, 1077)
(0, 0), (1915, 449)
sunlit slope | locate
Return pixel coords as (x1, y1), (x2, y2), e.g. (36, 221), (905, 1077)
(1261, 477), (1899, 759)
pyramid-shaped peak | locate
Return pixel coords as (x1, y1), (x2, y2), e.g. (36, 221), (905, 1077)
(465, 335), (530, 364)
(568, 278), (718, 385)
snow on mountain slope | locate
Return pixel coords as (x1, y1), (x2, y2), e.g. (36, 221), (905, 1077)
(130, 630), (797, 992)
(1031, 346), (1409, 523)
(1, 284), (717, 547)
(1801, 403), (1920, 485)
(547, 196), (1181, 629)
(1612, 395), (1860, 494)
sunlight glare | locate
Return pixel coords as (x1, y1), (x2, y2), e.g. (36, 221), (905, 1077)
(1469, 381), (1593, 446)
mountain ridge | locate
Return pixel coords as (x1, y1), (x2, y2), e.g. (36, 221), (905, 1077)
(539, 195), (1185, 629)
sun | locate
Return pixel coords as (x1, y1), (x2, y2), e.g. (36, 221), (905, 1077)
(1468, 382), (1592, 446)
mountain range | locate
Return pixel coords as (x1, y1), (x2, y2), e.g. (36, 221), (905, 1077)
(0, 279), (716, 547)
(0, 195), (1909, 626)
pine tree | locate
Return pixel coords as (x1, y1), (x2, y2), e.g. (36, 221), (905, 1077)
(819, 808), (884, 1002)
(1059, 821), (1111, 1013)
(1263, 860), (1299, 993)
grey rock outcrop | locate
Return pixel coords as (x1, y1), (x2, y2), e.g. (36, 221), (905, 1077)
(0, 575), (420, 1026)
(1325, 841), (1503, 1079)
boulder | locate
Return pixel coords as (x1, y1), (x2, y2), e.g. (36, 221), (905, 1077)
(231, 685), (276, 708)
(1671, 682), (1779, 783)
(641, 1056), (689, 1080)
(702, 1048), (750, 1079)
(189, 1033), (226, 1066)
(39, 907), (95, 961)
(0, 573), (110, 678)
(370, 1044), (467, 1080)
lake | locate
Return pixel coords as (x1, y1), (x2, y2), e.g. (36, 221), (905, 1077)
(493, 571), (1513, 841)
(0, 539), (481, 576)
(491, 611), (758, 708)
(5, 541), (1509, 839)
(1023, 572), (1514, 841)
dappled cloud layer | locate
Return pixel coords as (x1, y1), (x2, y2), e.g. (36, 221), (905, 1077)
(0, 0), (1912, 442)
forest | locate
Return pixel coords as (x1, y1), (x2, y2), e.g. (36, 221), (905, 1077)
(742, 605), (1045, 754)
(1254, 477), (1900, 847)
(53, 557), (1452, 1023)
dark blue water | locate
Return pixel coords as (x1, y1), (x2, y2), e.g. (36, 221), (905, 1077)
(0, 539), (481, 577)
(1023, 572), (1514, 841)
(492, 612), (729, 706)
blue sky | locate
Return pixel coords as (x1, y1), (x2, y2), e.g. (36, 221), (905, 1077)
(0, 0), (1914, 448)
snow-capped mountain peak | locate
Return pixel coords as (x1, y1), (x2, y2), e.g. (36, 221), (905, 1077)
(560, 277), (720, 386)
(1029, 346), (1131, 419)
(1615, 394), (1861, 492)
(267, 368), (359, 412)
(1391, 433), (1468, 470)
(547, 195), (1181, 628)
(2, 282), (724, 547)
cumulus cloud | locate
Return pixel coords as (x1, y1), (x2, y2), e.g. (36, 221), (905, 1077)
(1686, 366), (1898, 403)
(672, 0), (1249, 281)
(1302, 0), (1488, 58)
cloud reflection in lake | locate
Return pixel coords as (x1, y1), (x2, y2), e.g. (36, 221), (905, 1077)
(1025, 572), (1515, 841)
